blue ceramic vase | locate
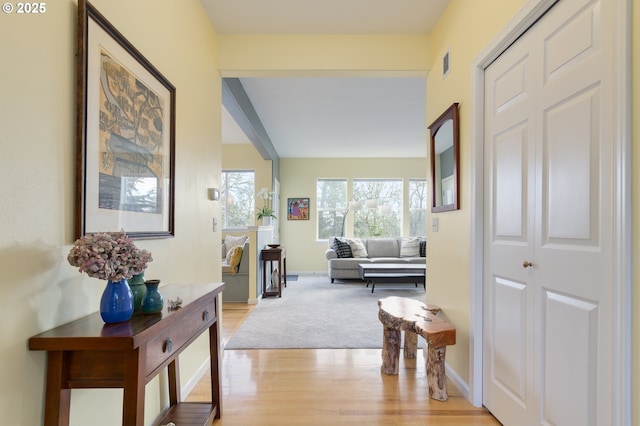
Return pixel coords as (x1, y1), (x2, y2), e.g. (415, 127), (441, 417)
(142, 279), (163, 314)
(100, 278), (134, 324)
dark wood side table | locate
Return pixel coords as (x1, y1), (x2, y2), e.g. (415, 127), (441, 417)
(261, 246), (286, 298)
(29, 282), (225, 426)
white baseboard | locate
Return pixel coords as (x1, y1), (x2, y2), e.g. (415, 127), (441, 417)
(181, 357), (211, 399)
(288, 271), (327, 276)
(446, 362), (471, 403)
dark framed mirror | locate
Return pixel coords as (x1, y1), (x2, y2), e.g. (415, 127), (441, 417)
(429, 102), (460, 212)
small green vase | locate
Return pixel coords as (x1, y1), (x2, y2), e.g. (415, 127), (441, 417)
(142, 279), (164, 314)
(128, 273), (147, 312)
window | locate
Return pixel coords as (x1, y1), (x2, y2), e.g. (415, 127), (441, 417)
(409, 179), (427, 237)
(221, 170), (255, 228)
(353, 179), (402, 238)
(317, 179), (347, 239)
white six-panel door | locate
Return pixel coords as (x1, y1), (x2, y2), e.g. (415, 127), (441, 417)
(483, 0), (612, 424)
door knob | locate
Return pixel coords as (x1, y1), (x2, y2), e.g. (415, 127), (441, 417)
(523, 261), (533, 268)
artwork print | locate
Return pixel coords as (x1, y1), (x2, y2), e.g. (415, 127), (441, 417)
(287, 198), (309, 220)
(98, 50), (165, 215)
(75, 0), (175, 239)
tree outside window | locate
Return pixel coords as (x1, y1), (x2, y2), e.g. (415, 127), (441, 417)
(409, 179), (427, 237)
(353, 179), (402, 238)
(317, 179), (347, 239)
(221, 170), (255, 228)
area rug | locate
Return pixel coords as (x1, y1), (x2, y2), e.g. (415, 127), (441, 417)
(225, 274), (426, 349)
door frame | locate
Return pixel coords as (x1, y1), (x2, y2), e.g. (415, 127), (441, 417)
(467, 0), (632, 423)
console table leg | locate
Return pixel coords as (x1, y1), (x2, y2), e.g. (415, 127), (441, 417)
(210, 319), (222, 418)
(425, 345), (449, 401)
(44, 351), (70, 426)
(168, 359), (181, 406)
(381, 326), (401, 375)
(122, 348), (145, 425)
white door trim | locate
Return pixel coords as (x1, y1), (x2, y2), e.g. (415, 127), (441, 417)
(468, 1), (632, 424)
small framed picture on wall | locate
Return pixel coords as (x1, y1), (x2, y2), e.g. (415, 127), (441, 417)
(287, 198), (309, 220)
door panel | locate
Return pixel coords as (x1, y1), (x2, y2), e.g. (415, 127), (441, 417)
(494, 124), (528, 239)
(483, 0), (612, 424)
(543, 87), (600, 242)
(483, 24), (536, 425)
(543, 291), (598, 426)
(491, 277), (528, 404)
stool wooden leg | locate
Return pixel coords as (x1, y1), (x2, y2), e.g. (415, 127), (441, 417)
(404, 331), (417, 359)
(381, 327), (401, 375)
(425, 344), (448, 401)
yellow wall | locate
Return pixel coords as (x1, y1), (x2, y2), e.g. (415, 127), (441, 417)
(0, 1), (221, 424)
(218, 34), (431, 76)
(279, 158), (427, 272)
(424, 0), (528, 386)
(222, 144), (273, 226)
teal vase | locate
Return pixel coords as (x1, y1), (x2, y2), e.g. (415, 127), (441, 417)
(100, 278), (133, 324)
(142, 279), (164, 314)
(128, 273), (147, 312)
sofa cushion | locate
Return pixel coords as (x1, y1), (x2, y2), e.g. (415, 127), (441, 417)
(333, 238), (353, 258)
(330, 257), (373, 269)
(400, 237), (420, 257)
(224, 234), (247, 259)
(346, 238), (368, 258)
(227, 246), (243, 275)
(366, 238), (399, 258)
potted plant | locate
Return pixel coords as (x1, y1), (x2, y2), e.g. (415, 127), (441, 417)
(67, 230), (152, 323)
(256, 187), (276, 225)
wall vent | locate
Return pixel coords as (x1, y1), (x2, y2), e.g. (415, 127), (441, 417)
(442, 50), (450, 78)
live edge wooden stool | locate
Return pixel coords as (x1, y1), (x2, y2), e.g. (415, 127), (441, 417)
(377, 296), (456, 401)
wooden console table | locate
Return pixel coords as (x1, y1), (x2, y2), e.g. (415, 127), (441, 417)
(29, 282), (225, 426)
(261, 246), (286, 298)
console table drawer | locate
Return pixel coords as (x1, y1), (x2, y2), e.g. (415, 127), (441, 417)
(145, 298), (217, 379)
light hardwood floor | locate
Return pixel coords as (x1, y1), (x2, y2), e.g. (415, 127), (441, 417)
(186, 303), (501, 425)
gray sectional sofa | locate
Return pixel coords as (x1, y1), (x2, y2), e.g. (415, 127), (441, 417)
(325, 237), (425, 282)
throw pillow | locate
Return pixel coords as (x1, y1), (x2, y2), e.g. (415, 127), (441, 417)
(221, 242), (227, 260)
(224, 234), (247, 258)
(333, 238), (353, 258)
(400, 237), (420, 257)
(419, 238), (426, 257)
(347, 238), (368, 258)
(228, 246), (243, 275)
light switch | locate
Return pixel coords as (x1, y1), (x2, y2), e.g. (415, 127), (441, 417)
(208, 188), (220, 201)
(432, 217), (439, 232)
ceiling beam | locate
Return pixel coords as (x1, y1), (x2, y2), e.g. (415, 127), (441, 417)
(222, 78), (279, 161)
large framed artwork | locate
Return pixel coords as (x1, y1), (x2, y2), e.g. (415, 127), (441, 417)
(75, 0), (175, 239)
(287, 198), (309, 220)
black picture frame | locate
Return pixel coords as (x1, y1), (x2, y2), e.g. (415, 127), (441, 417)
(75, 0), (175, 239)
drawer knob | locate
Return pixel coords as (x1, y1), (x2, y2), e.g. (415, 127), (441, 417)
(163, 337), (173, 353)
(203, 310), (210, 322)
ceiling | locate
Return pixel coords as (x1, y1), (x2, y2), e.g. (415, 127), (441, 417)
(200, 0), (451, 159)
